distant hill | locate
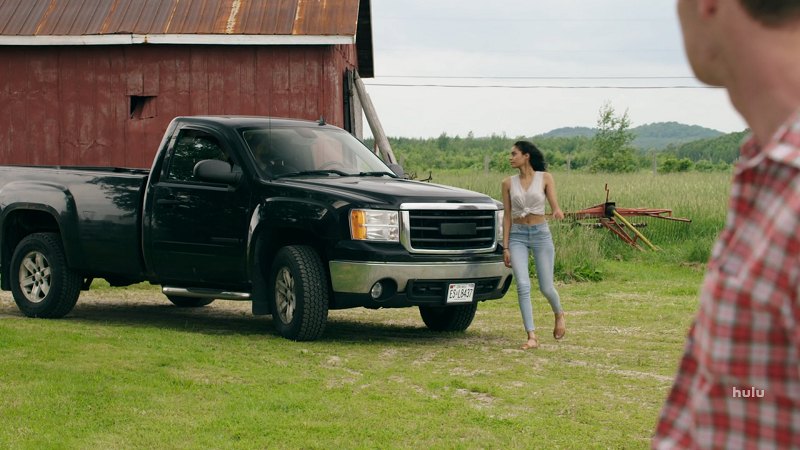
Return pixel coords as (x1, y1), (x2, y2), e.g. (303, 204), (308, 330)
(633, 122), (723, 150)
(539, 126), (596, 138)
(538, 121), (726, 150)
(666, 130), (749, 164)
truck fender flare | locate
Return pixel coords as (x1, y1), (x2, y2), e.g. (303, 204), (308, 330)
(246, 199), (338, 273)
(247, 197), (338, 245)
(0, 181), (81, 273)
(245, 199), (337, 314)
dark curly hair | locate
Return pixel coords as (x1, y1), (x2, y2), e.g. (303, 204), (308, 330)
(514, 140), (547, 172)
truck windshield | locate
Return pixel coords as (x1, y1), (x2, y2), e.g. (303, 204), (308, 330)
(241, 126), (395, 179)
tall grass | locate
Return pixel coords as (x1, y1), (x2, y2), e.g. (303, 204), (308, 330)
(431, 170), (732, 280)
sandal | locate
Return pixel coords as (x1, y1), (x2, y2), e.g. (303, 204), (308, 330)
(521, 335), (539, 350)
(553, 313), (566, 340)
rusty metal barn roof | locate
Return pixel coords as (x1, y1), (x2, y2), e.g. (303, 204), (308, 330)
(0, 0), (373, 75)
(0, 0), (361, 38)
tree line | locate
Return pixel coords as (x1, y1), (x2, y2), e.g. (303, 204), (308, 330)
(367, 103), (746, 174)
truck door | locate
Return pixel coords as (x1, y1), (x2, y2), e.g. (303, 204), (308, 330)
(146, 127), (250, 287)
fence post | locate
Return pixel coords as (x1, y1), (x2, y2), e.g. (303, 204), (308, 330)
(652, 151), (657, 175)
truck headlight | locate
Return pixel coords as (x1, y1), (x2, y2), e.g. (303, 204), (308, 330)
(350, 209), (399, 242)
(496, 210), (504, 244)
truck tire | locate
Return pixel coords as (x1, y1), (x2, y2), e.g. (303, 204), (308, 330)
(419, 303), (478, 332)
(166, 296), (214, 308)
(10, 232), (82, 318)
(269, 245), (328, 341)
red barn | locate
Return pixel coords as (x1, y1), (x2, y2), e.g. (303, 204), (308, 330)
(0, 0), (374, 167)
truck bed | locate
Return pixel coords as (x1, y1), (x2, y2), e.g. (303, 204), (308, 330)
(0, 165), (150, 279)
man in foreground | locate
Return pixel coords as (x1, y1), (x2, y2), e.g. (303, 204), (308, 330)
(653, 0), (800, 448)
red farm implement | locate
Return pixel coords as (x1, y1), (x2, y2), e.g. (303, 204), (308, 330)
(567, 184), (691, 251)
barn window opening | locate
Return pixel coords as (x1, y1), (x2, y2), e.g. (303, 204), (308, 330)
(130, 95), (157, 120)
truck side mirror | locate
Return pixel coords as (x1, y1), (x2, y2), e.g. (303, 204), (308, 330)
(194, 159), (241, 185)
(387, 163), (405, 178)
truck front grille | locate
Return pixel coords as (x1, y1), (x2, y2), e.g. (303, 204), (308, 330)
(401, 207), (497, 253)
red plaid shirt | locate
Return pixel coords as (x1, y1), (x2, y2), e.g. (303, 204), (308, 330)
(653, 111), (800, 449)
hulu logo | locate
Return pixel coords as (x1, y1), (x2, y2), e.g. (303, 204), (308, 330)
(732, 386), (765, 398)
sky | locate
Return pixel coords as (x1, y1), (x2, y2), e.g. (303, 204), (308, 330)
(361, 0), (749, 139)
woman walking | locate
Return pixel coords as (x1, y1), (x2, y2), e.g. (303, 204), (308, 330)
(501, 141), (565, 350)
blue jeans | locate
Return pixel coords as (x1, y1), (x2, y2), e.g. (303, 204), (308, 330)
(508, 222), (563, 332)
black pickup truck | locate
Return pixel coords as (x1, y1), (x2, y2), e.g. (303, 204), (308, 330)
(0, 116), (512, 340)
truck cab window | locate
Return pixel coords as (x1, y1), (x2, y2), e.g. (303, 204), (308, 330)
(242, 126), (390, 177)
(243, 130), (307, 176)
(166, 130), (234, 182)
(311, 137), (351, 170)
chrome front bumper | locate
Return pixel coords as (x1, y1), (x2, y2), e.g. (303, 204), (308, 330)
(329, 260), (512, 294)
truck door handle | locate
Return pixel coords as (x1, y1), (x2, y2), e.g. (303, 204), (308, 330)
(156, 199), (181, 206)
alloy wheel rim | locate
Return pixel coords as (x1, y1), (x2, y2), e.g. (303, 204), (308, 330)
(275, 267), (296, 324)
(19, 251), (51, 303)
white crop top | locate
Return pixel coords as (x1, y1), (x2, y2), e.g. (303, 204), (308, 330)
(510, 172), (546, 218)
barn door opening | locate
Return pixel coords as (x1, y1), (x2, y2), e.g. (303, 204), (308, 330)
(343, 69), (364, 139)
(344, 70), (353, 133)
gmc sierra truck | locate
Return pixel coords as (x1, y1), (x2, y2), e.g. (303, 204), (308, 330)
(0, 116), (512, 340)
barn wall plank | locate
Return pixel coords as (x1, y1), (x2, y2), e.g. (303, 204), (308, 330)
(0, 44), (359, 167)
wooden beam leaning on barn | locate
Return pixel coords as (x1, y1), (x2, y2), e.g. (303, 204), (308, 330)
(353, 71), (397, 164)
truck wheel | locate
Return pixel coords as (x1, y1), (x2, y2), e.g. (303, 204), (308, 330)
(419, 303), (478, 332)
(269, 245), (328, 341)
(10, 232), (81, 318)
(166, 296), (214, 308)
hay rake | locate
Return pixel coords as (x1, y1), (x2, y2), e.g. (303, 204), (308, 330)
(567, 184), (691, 251)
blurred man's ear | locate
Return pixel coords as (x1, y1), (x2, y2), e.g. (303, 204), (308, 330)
(698, 0), (718, 19)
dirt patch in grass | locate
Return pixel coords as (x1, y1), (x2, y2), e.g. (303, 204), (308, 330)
(565, 359), (674, 383)
(455, 388), (496, 408)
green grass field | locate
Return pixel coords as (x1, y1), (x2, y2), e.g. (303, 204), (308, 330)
(0, 171), (729, 449)
(0, 259), (701, 449)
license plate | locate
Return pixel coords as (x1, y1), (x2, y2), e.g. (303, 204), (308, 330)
(446, 283), (475, 304)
